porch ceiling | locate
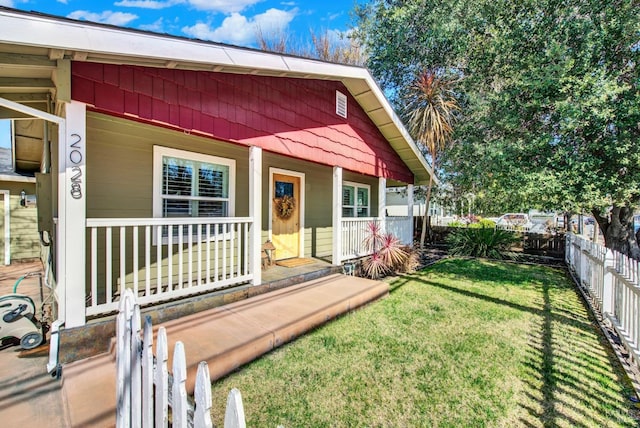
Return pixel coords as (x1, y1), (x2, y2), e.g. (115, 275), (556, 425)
(0, 7), (436, 185)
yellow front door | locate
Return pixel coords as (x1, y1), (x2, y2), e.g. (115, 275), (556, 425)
(271, 173), (300, 260)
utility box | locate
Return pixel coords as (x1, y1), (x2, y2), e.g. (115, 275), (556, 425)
(35, 172), (52, 233)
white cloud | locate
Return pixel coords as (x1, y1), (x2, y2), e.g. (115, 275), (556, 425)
(57, 0), (68, 4)
(182, 8), (296, 45)
(67, 10), (138, 26)
(0, 0), (14, 7)
(114, 0), (184, 9)
(186, 0), (262, 14)
(139, 17), (165, 32)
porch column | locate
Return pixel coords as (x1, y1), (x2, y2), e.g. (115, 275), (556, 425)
(332, 166), (343, 266)
(249, 146), (262, 286)
(407, 184), (414, 241)
(378, 177), (386, 233)
(59, 101), (86, 328)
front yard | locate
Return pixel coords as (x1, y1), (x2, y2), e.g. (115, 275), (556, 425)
(210, 258), (638, 427)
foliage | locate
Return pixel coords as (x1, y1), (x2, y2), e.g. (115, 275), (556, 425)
(474, 218), (496, 229)
(210, 259), (638, 427)
(255, 27), (365, 65)
(403, 69), (460, 249)
(354, 0), (640, 257)
(448, 220), (466, 228)
(446, 227), (519, 259)
(361, 221), (409, 279)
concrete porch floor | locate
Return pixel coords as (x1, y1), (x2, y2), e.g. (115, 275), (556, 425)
(1, 258), (389, 427)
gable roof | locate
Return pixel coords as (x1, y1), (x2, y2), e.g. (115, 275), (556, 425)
(0, 7), (435, 185)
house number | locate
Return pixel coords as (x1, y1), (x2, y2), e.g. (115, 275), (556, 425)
(69, 133), (83, 200)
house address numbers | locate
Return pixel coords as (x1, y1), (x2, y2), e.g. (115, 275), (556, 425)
(69, 132), (83, 200)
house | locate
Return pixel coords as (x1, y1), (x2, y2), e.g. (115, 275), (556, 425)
(0, 121), (42, 265)
(0, 8), (434, 358)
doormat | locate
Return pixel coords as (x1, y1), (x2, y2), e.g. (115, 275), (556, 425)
(276, 258), (315, 268)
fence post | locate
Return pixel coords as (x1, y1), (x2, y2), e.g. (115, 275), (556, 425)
(116, 289), (134, 428)
(195, 362), (214, 428)
(141, 316), (153, 428)
(131, 303), (142, 428)
(172, 342), (188, 428)
(224, 388), (247, 428)
(602, 249), (615, 319)
(155, 327), (169, 427)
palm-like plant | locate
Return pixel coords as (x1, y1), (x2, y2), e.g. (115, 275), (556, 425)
(404, 69), (459, 249)
(361, 221), (409, 279)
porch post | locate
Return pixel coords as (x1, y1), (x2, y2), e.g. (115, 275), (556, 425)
(249, 146), (262, 286)
(332, 166), (343, 266)
(59, 101), (86, 328)
(407, 184), (414, 242)
(378, 177), (386, 234)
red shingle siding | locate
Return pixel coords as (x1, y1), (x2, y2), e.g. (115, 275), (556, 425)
(71, 62), (413, 183)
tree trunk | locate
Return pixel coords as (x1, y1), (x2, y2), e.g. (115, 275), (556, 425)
(419, 174), (434, 249)
(592, 204), (640, 260)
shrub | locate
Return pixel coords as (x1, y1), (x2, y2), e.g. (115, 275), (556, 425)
(469, 219), (496, 229)
(360, 221), (410, 279)
(448, 220), (466, 228)
(445, 227), (519, 259)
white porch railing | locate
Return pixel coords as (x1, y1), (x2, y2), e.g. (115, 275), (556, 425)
(341, 217), (413, 261)
(566, 233), (640, 367)
(386, 216), (412, 245)
(116, 288), (245, 428)
(87, 217), (253, 317)
(341, 218), (380, 260)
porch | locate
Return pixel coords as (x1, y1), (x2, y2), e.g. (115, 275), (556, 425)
(81, 214), (413, 322)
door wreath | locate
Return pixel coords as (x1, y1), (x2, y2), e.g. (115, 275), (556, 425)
(274, 195), (296, 220)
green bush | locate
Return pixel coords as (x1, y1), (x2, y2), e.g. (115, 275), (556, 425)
(448, 220), (466, 228)
(478, 218), (496, 228)
(445, 227), (519, 259)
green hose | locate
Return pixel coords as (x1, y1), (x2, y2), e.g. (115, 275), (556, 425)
(12, 276), (26, 293)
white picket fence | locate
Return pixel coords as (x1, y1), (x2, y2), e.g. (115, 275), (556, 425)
(116, 288), (246, 428)
(566, 233), (640, 367)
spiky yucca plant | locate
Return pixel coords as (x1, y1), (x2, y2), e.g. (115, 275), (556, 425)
(361, 221), (409, 279)
(445, 227), (519, 260)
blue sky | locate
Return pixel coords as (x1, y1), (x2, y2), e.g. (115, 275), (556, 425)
(1, 0), (358, 48)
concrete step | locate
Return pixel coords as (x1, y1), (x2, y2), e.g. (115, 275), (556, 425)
(61, 273), (388, 427)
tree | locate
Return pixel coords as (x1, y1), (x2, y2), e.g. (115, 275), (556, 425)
(403, 70), (459, 248)
(355, 0), (640, 258)
(255, 27), (366, 65)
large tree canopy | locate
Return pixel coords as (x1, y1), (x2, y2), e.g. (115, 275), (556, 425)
(355, 0), (640, 257)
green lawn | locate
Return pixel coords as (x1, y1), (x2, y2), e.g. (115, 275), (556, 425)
(210, 258), (638, 427)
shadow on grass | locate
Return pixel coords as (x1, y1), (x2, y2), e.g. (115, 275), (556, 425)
(393, 261), (637, 427)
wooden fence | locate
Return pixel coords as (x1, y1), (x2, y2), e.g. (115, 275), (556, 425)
(566, 233), (640, 368)
(116, 288), (246, 427)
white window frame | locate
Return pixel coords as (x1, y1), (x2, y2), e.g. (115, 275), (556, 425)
(342, 181), (371, 218)
(152, 146), (236, 243)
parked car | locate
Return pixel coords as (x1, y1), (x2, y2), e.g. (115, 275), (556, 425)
(496, 213), (531, 227)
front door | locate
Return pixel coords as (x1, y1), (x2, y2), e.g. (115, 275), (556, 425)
(271, 173), (300, 260)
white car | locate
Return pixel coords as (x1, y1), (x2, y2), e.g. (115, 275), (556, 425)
(496, 213), (533, 230)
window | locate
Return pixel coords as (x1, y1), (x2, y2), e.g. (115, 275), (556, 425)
(153, 146), (235, 219)
(342, 182), (370, 217)
(336, 90), (347, 118)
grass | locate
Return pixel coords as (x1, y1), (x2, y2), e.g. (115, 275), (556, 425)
(209, 258), (638, 427)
